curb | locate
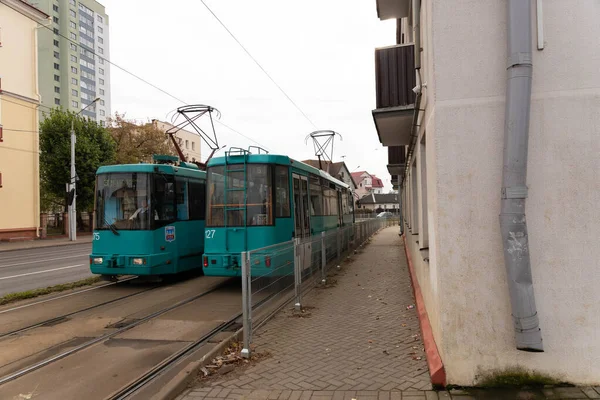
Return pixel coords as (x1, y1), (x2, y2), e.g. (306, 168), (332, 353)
(153, 327), (244, 400)
(402, 234), (447, 387)
(0, 237), (93, 253)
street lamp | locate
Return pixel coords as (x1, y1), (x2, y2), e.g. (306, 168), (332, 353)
(69, 97), (101, 241)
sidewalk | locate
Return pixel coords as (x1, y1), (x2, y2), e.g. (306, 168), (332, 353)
(0, 235), (92, 252)
(179, 227), (433, 399)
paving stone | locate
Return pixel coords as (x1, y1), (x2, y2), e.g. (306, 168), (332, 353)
(554, 387), (589, 399)
(581, 387), (600, 399)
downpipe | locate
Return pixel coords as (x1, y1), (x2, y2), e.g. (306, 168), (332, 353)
(500, 0), (543, 352)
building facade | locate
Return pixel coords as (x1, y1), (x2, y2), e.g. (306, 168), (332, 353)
(372, 0), (600, 387)
(0, 0), (49, 240)
(301, 160), (358, 192)
(351, 171), (384, 198)
(31, 0), (110, 125)
(357, 193), (399, 212)
(152, 120), (202, 163)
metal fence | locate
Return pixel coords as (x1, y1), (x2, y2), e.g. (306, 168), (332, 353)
(239, 217), (397, 358)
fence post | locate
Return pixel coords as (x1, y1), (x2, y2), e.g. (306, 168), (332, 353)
(320, 232), (326, 284)
(241, 251), (252, 359)
(336, 227), (341, 263)
(294, 238), (302, 311)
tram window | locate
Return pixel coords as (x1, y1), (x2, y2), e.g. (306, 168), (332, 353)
(207, 166), (225, 227)
(246, 165), (272, 226)
(153, 175), (176, 227)
(275, 166), (290, 218)
(189, 179), (206, 220)
(176, 177), (189, 221)
(309, 175), (323, 216)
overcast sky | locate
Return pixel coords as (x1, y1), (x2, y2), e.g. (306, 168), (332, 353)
(102, 0), (396, 190)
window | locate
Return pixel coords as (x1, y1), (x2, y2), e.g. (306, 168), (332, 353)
(98, 37), (103, 44)
(99, 78), (104, 85)
(72, 100), (78, 107)
(100, 99), (105, 106)
(53, 16), (59, 23)
(98, 47), (103, 55)
(152, 174), (176, 227)
(70, 55), (77, 62)
(309, 175), (323, 216)
(99, 68), (104, 75)
(97, 15), (103, 23)
(207, 165), (273, 227)
(275, 166), (290, 218)
(70, 21), (76, 29)
(100, 121), (104, 127)
(189, 179), (206, 220)
(71, 66), (77, 73)
(54, 28), (59, 35)
(175, 177), (189, 221)
(54, 63), (59, 70)
(70, 9), (76, 17)
(185, 140), (189, 149)
(70, 43), (77, 51)
(54, 98), (60, 105)
(99, 109), (105, 116)
(70, 32), (76, 40)
(416, 136), (429, 248)
(71, 77), (77, 85)
(71, 89), (78, 96)
(54, 51), (59, 59)
(53, 4), (59, 12)
(54, 74), (60, 82)
(54, 39), (59, 47)
(98, 26), (103, 34)
(191, 142), (195, 151)
(99, 58), (104, 65)
(70, 0), (75, 5)
(54, 86), (60, 94)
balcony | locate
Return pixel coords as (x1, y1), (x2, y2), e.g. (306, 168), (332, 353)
(372, 44), (416, 147)
(387, 146), (406, 175)
(376, 0), (410, 20)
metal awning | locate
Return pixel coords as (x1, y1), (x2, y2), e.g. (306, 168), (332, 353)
(372, 105), (414, 146)
(376, 0), (410, 20)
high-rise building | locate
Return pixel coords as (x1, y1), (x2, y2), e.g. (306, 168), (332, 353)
(30, 0), (110, 125)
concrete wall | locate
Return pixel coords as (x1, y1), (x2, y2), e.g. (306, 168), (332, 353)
(404, 0), (600, 386)
(0, 2), (43, 238)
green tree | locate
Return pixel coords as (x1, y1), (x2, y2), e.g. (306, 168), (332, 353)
(39, 108), (116, 215)
(108, 113), (176, 164)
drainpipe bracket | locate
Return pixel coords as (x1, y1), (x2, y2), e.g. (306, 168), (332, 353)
(502, 186), (528, 199)
(507, 52), (532, 68)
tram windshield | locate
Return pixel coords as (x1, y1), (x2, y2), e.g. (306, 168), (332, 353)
(206, 164), (273, 227)
(95, 172), (156, 231)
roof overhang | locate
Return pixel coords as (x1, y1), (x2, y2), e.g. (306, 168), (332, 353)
(372, 105), (414, 146)
(0, 0), (49, 22)
(376, 0), (410, 20)
(387, 164), (405, 175)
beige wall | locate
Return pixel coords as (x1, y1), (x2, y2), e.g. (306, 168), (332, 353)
(403, 0), (600, 385)
(153, 120), (202, 163)
(0, 2), (44, 238)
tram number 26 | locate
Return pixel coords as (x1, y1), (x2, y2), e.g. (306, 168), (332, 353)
(205, 230), (216, 239)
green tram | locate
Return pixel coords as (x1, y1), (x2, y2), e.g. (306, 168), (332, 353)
(90, 155), (206, 279)
(202, 147), (355, 278)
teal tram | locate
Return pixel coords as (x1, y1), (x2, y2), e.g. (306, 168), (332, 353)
(90, 155), (206, 279)
(202, 147), (355, 278)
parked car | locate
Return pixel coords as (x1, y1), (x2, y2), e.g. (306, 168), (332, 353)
(376, 211), (394, 218)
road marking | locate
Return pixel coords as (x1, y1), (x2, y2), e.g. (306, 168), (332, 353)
(0, 253), (89, 269)
(0, 264), (85, 281)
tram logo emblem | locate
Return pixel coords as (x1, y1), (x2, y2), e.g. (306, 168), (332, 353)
(165, 226), (176, 242)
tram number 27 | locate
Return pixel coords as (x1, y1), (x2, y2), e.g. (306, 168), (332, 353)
(205, 230), (216, 239)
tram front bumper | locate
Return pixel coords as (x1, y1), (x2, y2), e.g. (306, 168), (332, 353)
(89, 252), (174, 276)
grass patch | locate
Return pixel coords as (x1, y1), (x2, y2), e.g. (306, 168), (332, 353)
(475, 366), (561, 388)
(0, 276), (102, 306)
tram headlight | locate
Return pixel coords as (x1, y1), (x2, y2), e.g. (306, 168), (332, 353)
(92, 257), (103, 265)
(132, 258), (146, 265)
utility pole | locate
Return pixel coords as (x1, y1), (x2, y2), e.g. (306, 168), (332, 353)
(68, 97), (101, 241)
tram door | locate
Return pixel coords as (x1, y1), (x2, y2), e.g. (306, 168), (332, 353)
(292, 174), (311, 271)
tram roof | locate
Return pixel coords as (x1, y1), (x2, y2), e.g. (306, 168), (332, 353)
(96, 162), (206, 179)
(207, 153), (350, 189)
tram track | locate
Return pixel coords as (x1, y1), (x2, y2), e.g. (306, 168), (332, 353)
(0, 281), (228, 386)
(0, 276), (162, 339)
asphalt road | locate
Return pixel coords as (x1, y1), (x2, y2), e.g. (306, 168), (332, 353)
(0, 243), (93, 297)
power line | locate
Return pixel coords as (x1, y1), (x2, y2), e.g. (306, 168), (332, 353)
(200, 0), (318, 130)
(44, 24), (272, 151)
(0, 145), (40, 155)
(1, 97), (53, 111)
